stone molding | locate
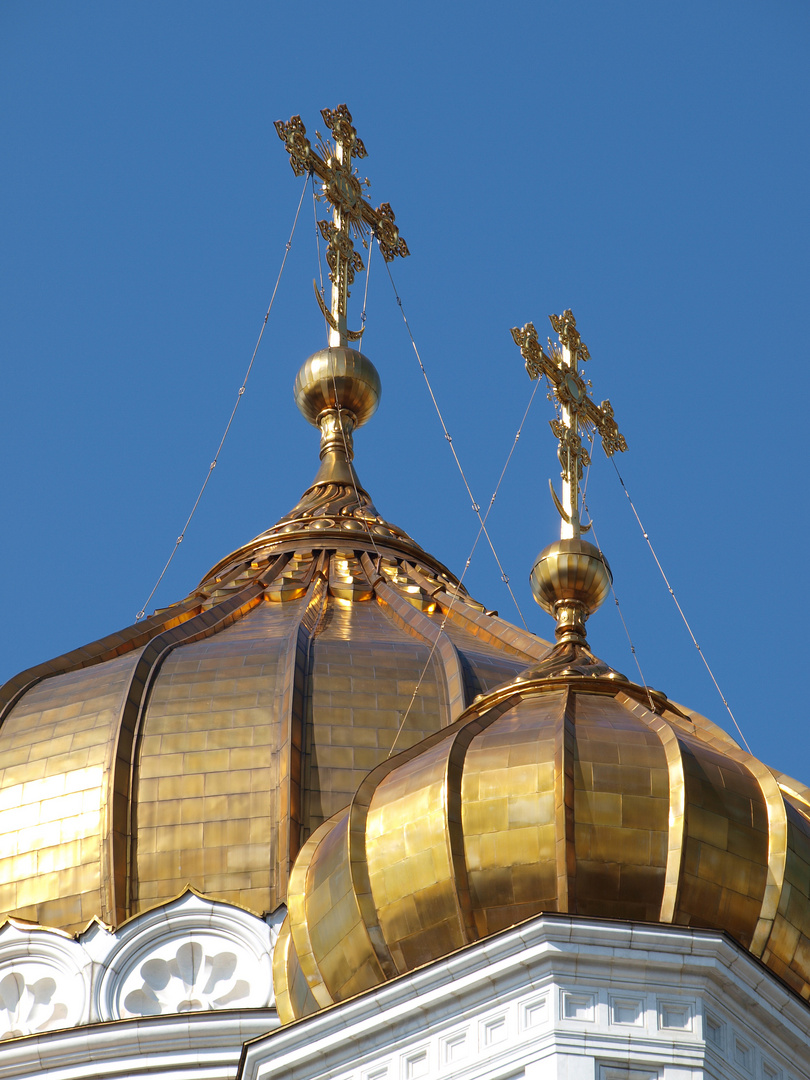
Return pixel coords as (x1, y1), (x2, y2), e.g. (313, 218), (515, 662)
(0, 1009), (280, 1080)
(0, 891), (283, 1040)
(0, 922), (90, 1037)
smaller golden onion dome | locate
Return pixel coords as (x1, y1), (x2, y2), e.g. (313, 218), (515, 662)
(272, 670), (810, 1023)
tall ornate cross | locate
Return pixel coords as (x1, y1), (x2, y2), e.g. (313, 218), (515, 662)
(275, 105), (409, 347)
(511, 310), (627, 540)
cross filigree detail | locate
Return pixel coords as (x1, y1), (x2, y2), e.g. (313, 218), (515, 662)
(275, 105), (409, 345)
(511, 310), (627, 539)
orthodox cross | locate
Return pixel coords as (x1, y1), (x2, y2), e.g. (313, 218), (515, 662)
(511, 310), (627, 540)
(275, 105), (409, 346)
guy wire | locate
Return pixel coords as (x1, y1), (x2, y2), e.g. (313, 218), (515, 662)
(579, 442), (656, 713)
(135, 173), (309, 621)
(382, 258), (528, 630)
(388, 378), (540, 757)
(360, 231), (372, 334)
(609, 456), (752, 753)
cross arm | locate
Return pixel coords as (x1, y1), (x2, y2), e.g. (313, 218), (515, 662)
(510, 322), (556, 381)
(275, 114), (409, 262)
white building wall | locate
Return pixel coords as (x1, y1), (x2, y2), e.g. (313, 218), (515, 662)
(239, 918), (810, 1080)
(0, 913), (807, 1080)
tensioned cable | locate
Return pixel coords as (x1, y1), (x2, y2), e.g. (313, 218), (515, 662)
(458, 377), (541, 583)
(382, 258), (529, 630)
(609, 456), (752, 753)
(388, 379), (540, 757)
(359, 237), (372, 335)
(578, 446), (656, 713)
(135, 174), (309, 621)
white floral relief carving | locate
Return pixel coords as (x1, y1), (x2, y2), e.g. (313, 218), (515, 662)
(0, 971), (69, 1039)
(122, 940), (251, 1016)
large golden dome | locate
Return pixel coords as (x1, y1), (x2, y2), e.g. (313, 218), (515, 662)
(0, 348), (548, 932)
(273, 664), (810, 1020)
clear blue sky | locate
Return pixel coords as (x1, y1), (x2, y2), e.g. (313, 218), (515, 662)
(1, 2), (808, 782)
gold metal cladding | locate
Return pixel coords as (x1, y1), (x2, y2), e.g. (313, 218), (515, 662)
(329, 553), (374, 602)
(616, 692), (685, 924)
(695, 744), (788, 958)
(556, 688), (576, 911)
(276, 105), (408, 345)
(572, 692), (670, 922)
(364, 553), (468, 728)
(276, 566), (328, 897)
(275, 671), (810, 1021)
(299, 577), (449, 838)
(401, 560), (552, 663)
(0, 597), (204, 730)
(118, 580), (269, 924)
(0, 649), (143, 931)
(272, 915), (295, 1024)
(461, 690), (566, 935)
(673, 731), (769, 949)
(305, 812), (391, 1003)
(738, 753), (788, 956)
(131, 594), (302, 918)
(200, 493), (460, 585)
(764, 793), (810, 998)
(264, 550), (316, 602)
(772, 770), (810, 816)
(530, 539), (612, 618)
(364, 721), (483, 973)
(273, 914), (320, 1024)
(286, 818), (339, 1009)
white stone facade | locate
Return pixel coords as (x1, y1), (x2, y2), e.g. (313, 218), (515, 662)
(0, 891), (283, 1080)
(1, 910), (809, 1080)
(239, 917), (810, 1080)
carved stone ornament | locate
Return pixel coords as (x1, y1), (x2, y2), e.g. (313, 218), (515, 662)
(0, 892), (284, 1037)
(120, 940), (251, 1016)
(95, 891), (283, 1022)
(0, 922), (90, 1038)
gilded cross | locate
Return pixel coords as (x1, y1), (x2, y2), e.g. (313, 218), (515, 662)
(275, 105), (409, 346)
(511, 310), (627, 540)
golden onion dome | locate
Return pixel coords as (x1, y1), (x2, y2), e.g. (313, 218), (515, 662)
(273, 665), (810, 1021)
(0, 346), (550, 933)
(272, 495), (810, 1019)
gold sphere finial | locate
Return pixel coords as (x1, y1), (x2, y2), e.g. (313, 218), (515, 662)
(293, 347), (381, 482)
(530, 538), (612, 645)
(294, 347), (380, 430)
